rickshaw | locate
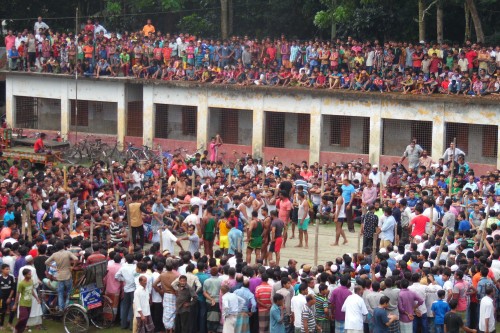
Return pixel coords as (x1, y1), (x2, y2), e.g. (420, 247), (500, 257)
(39, 261), (114, 333)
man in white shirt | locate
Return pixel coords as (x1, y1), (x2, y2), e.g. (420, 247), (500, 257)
(291, 283), (308, 329)
(115, 254), (137, 329)
(189, 189), (207, 218)
(183, 206), (200, 235)
(221, 284), (243, 333)
(479, 285), (496, 333)
(342, 285), (368, 332)
(133, 276), (153, 333)
(442, 142), (466, 162)
(368, 165), (380, 186)
(34, 17), (49, 33)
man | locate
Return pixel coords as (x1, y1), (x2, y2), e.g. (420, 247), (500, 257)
(128, 195), (145, 247)
(373, 296), (398, 333)
(203, 267), (222, 333)
(330, 275), (352, 333)
(152, 260), (177, 333)
(360, 205), (378, 251)
(178, 225), (200, 254)
(301, 294), (321, 333)
(379, 207), (396, 248)
(34, 133), (46, 153)
(400, 139), (423, 170)
(268, 210), (285, 265)
(291, 283), (308, 333)
(33, 17), (49, 34)
(296, 192), (310, 248)
(398, 278), (424, 333)
(175, 275), (198, 332)
(221, 284), (242, 333)
(451, 270), (470, 322)
(255, 273), (273, 333)
(115, 254), (137, 330)
(342, 285), (368, 333)
(341, 178), (356, 232)
(419, 150), (434, 170)
(442, 142), (466, 163)
(277, 191), (292, 246)
(315, 284), (330, 333)
(479, 286), (495, 333)
(13, 269), (40, 333)
(246, 211), (263, 263)
(142, 19), (155, 36)
(228, 220), (243, 256)
(134, 276), (153, 333)
(44, 240), (77, 312)
(361, 179), (378, 207)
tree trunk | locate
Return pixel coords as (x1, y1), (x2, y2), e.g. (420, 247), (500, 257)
(464, 2), (471, 42)
(228, 0), (233, 36)
(331, 0), (337, 40)
(465, 0), (485, 43)
(220, 0), (228, 40)
(418, 0), (425, 42)
(436, 0), (443, 44)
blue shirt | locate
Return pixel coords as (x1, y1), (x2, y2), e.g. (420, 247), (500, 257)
(431, 299), (450, 324)
(3, 212), (14, 226)
(380, 215), (396, 242)
(196, 272), (210, 302)
(234, 287), (257, 313)
(458, 220), (470, 232)
(373, 307), (390, 333)
(341, 184), (355, 205)
(270, 303), (285, 333)
(228, 228), (243, 255)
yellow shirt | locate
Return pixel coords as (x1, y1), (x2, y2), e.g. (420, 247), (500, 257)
(219, 219), (229, 237)
(129, 202), (143, 227)
(142, 24), (155, 36)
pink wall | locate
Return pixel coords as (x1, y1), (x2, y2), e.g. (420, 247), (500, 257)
(262, 147), (310, 165)
(124, 136), (143, 147)
(67, 133), (118, 146)
(16, 129), (59, 140)
(319, 152), (369, 165)
(152, 138), (197, 154)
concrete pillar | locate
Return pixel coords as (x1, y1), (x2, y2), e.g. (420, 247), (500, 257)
(369, 109), (382, 165)
(431, 110), (445, 163)
(252, 95), (264, 159)
(60, 87), (70, 140)
(5, 77), (15, 128)
(309, 111), (322, 164)
(116, 84), (127, 148)
(197, 91), (209, 150)
(142, 85), (154, 149)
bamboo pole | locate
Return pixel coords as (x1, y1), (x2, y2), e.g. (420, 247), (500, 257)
(69, 197), (76, 231)
(435, 228), (449, 265)
(429, 204), (434, 234)
(448, 138), (456, 199)
(21, 201), (26, 239)
(109, 160), (119, 211)
(479, 198), (492, 250)
(63, 166), (68, 190)
(26, 206), (32, 242)
(314, 166), (326, 266)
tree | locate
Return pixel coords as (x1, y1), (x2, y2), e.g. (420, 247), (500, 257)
(220, 0), (228, 39)
(465, 0), (485, 42)
(436, 0), (444, 43)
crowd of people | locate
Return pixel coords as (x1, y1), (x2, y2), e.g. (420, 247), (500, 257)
(3, 17), (500, 97)
(0, 133), (498, 333)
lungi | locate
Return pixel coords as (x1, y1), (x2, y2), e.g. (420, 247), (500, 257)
(258, 310), (270, 333)
(234, 312), (250, 333)
(162, 293), (176, 329)
(206, 302), (220, 332)
(400, 321), (412, 333)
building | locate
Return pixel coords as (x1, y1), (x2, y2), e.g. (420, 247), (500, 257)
(5, 72), (500, 174)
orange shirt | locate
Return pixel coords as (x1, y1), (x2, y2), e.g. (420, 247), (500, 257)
(83, 45), (94, 59)
(142, 24), (155, 36)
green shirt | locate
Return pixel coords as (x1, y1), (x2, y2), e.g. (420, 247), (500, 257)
(120, 53), (130, 64)
(17, 279), (33, 308)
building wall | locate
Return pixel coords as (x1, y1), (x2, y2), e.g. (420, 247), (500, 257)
(5, 73), (500, 174)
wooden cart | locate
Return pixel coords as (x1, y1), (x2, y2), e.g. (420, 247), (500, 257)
(1, 147), (61, 171)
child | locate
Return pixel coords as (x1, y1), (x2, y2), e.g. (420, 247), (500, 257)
(443, 299), (476, 333)
(14, 269), (40, 333)
(0, 264), (15, 330)
(270, 293), (285, 333)
(431, 290), (450, 333)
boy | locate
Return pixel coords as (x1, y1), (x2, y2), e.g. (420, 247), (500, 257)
(0, 264), (15, 330)
(373, 296), (398, 333)
(443, 299), (476, 333)
(431, 289), (450, 333)
(270, 293), (285, 333)
(14, 269), (40, 333)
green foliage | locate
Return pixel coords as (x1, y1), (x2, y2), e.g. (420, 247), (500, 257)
(178, 13), (215, 36)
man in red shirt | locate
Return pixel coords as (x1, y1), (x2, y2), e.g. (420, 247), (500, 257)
(409, 205), (430, 237)
(34, 133), (46, 153)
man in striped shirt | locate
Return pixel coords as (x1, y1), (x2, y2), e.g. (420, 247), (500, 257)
(301, 294), (320, 333)
(255, 273), (273, 332)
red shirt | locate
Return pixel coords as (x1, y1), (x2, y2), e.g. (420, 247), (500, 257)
(465, 50), (477, 69)
(409, 214), (430, 237)
(34, 138), (44, 153)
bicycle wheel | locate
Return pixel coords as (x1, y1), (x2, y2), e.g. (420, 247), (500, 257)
(63, 304), (89, 333)
(89, 295), (115, 328)
(62, 148), (82, 165)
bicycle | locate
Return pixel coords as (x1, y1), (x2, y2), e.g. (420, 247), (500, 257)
(123, 142), (150, 161)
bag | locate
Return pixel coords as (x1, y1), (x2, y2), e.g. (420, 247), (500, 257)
(477, 278), (498, 301)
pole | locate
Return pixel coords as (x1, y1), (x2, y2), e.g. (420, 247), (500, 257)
(191, 170), (196, 196)
(26, 206), (32, 242)
(448, 138), (456, 199)
(69, 197), (76, 231)
(379, 172), (384, 203)
(109, 160), (119, 211)
(158, 145), (164, 252)
(479, 198), (492, 250)
(228, 169), (232, 187)
(314, 166), (326, 266)
(429, 204), (434, 234)
(21, 200), (26, 239)
(63, 166), (68, 190)
(74, 7), (79, 143)
(435, 228), (449, 265)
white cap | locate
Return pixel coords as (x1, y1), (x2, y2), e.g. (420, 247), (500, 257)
(423, 262), (431, 268)
(372, 164), (378, 169)
(98, 192), (104, 198)
(451, 264), (459, 272)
